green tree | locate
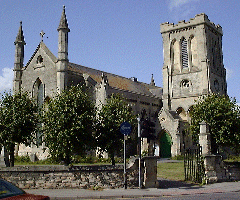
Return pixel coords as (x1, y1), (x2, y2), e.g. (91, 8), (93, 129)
(41, 85), (96, 165)
(0, 91), (39, 167)
(190, 94), (240, 153)
(96, 94), (137, 165)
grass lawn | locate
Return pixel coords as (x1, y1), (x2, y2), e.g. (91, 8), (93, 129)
(157, 161), (185, 181)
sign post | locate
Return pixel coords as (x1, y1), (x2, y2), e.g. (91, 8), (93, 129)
(120, 122), (132, 189)
(137, 116), (141, 189)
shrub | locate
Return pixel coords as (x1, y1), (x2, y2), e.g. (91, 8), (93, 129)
(15, 155), (31, 163)
(225, 155), (240, 162)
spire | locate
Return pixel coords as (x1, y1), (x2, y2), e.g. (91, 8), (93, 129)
(14, 21), (26, 45)
(13, 21), (26, 94)
(150, 74), (155, 86)
(58, 5), (70, 32)
(57, 6), (70, 93)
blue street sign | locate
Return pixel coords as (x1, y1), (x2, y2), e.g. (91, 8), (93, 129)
(120, 121), (132, 136)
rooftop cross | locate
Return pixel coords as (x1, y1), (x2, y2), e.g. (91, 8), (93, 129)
(40, 30), (45, 42)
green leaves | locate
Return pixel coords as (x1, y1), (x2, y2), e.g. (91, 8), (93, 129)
(95, 94), (137, 165)
(190, 94), (240, 152)
(41, 85), (96, 164)
(0, 91), (39, 166)
(0, 91), (38, 146)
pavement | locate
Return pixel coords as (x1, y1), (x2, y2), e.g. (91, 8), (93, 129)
(25, 180), (240, 199)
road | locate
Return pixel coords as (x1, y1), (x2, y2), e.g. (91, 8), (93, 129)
(53, 192), (239, 200)
(50, 192), (240, 199)
(113, 192), (240, 200)
(27, 180), (240, 199)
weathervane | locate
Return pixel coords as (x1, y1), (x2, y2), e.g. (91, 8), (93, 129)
(40, 30), (45, 42)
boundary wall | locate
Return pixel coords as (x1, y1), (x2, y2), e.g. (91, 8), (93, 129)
(0, 165), (132, 189)
(0, 157), (158, 189)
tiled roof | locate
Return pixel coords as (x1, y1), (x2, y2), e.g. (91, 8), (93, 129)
(68, 63), (162, 98)
(169, 110), (181, 120)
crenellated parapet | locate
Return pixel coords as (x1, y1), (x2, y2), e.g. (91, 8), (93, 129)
(160, 13), (222, 35)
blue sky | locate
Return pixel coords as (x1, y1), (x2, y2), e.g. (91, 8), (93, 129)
(1, 0), (240, 101)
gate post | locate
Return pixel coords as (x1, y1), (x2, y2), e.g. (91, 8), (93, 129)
(199, 121), (211, 156)
(199, 121), (225, 183)
(142, 156), (159, 188)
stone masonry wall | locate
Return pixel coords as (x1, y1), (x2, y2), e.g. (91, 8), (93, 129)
(0, 165), (139, 189)
(204, 156), (240, 183)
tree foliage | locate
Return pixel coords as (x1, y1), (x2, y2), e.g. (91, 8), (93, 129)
(41, 85), (96, 165)
(0, 91), (39, 166)
(96, 94), (137, 165)
(190, 94), (240, 152)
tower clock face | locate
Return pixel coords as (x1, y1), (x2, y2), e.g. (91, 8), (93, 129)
(214, 80), (219, 92)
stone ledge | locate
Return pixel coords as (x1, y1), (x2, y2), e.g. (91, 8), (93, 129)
(0, 164), (124, 172)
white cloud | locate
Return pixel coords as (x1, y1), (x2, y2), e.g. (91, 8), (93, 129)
(0, 67), (13, 93)
(169, 0), (199, 11)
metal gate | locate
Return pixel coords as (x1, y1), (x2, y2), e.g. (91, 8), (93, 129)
(184, 145), (205, 183)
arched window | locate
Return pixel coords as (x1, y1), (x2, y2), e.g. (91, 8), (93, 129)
(170, 39), (175, 67)
(170, 39), (180, 72)
(37, 82), (44, 107)
(190, 35), (198, 67)
(214, 79), (220, 92)
(181, 37), (189, 68)
(33, 78), (45, 146)
(33, 78), (44, 108)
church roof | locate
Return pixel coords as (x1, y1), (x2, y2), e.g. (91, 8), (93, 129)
(169, 110), (181, 120)
(23, 42), (162, 99)
(159, 108), (181, 121)
(68, 62), (162, 98)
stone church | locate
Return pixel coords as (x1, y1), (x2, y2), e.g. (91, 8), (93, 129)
(12, 7), (227, 160)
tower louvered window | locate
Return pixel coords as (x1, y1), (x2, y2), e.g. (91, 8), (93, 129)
(181, 38), (188, 68)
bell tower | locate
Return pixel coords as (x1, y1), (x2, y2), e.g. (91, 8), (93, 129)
(160, 13), (227, 113)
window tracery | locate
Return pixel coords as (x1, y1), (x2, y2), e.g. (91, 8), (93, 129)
(37, 55), (43, 64)
(180, 79), (190, 88)
(34, 55), (45, 69)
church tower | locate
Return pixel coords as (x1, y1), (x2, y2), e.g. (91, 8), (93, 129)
(56, 6), (70, 92)
(13, 21), (26, 94)
(160, 13), (227, 113)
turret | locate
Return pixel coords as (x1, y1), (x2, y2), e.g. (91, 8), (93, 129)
(56, 6), (70, 92)
(13, 21), (26, 93)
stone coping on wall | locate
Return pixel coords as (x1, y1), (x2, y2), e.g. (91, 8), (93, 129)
(0, 157), (159, 189)
(0, 164), (124, 172)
